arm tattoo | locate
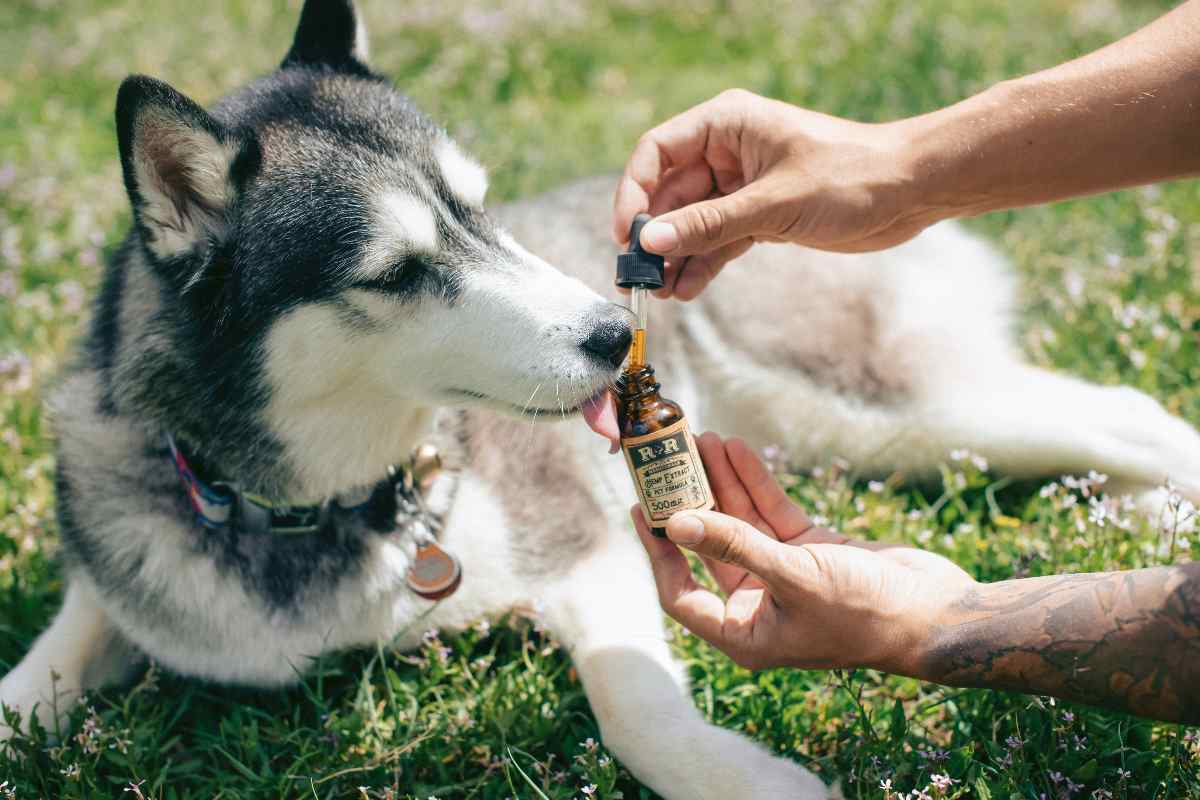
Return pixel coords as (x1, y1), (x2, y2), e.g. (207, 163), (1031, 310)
(922, 563), (1200, 723)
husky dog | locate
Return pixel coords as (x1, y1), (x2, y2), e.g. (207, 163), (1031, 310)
(4, 1), (1200, 797)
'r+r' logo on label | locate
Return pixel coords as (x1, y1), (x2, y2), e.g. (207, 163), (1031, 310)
(637, 437), (680, 463)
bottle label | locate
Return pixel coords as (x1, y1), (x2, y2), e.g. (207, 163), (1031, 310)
(622, 417), (715, 526)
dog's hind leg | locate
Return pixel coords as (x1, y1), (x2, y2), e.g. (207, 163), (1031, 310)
(539, 527), (829, 800)
(924, 364), (1200, 504)
(0, 576), (141, 743)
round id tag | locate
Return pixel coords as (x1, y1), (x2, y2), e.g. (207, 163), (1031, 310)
(406, 542), (461, 600)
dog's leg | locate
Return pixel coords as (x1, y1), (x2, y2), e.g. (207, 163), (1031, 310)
(927, 364), (1200, 503)
(0, 576), (141, 742)
(538, 529), (829, 800)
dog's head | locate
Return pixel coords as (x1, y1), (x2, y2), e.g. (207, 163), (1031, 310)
(115, 0), (629, 496)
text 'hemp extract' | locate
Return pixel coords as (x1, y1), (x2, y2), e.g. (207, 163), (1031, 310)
(616, 214), (715, 537)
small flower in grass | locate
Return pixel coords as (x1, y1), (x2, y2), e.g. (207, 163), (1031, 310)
(0, 351), (33, 394)
(1114, 768), (1132, 781)
(1065, 778), (1083, 796)
(1006, 735), (1024, 749)
(580, 784), (597, 797)
(124, 780), (147, 799)
(582, 737), (598, 752)
(868, 480), (885, 493)
(473, 618), (491, 635)
(930, 774), (957, 791)
(61, 763), (81, 780)
(0, 781), (15, 800)
(880, 778), (893, 790)
(1061, 711), (1075, 723)
(1050, 771), (1065, 784)
(598, 755), (611, 767)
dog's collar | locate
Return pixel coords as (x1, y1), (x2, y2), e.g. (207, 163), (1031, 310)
(167, 435), (463, 599)
(167, 434), (375, 535)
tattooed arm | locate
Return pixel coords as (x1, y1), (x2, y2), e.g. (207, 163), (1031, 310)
(919, 564), (1200, 723)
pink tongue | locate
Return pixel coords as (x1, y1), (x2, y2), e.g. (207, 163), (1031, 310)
(582, 390), (621, 454)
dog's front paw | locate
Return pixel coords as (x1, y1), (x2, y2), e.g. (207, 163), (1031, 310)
(722, 739), (830, 800)
(0, 664), (75, 745)
(604, 715), (830, 800)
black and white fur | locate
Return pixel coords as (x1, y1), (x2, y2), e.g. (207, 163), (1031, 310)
(4, 2), (1199, 797)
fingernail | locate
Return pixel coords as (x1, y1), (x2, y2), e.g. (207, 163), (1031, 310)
(641, 221), (680, 253)
(667, 512), (705, 545)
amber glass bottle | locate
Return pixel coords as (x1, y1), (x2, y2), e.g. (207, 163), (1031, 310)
(617, 365), (714, 536)
(615, 215), (714, 536)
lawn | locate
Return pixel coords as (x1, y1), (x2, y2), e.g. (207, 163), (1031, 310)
(2, 0), (1199, 797)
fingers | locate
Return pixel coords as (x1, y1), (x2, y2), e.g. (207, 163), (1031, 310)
(647, 163), (717, 219)
(664, 508), (796, 586)
(613, 90), (754, 245)
(694, 432), (767, 533)
(670, 238), (752, 300)
(630, 505), (694, 595)
(630, 505), (733, 645)
(723, 437), (816, 542)
(641, 190), (765, 258)
(613, 102), (720, 244)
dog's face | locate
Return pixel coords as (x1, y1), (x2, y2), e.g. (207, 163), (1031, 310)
(116, 0), (630, 493)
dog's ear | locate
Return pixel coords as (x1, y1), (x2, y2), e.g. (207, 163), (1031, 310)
(116, 75), (259, 262)
(282, 0), (369, 72)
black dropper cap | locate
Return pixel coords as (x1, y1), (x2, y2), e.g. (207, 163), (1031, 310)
(616, 213), (665, 289)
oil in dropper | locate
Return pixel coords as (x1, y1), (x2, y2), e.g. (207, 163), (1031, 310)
(615, 214), (715, 537)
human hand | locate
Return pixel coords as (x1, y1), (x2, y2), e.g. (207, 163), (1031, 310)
(631, 433), (974, 673)
(613, 89), (936, 300)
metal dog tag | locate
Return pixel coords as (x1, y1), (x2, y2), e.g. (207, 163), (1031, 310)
(407, 542), (462, 600)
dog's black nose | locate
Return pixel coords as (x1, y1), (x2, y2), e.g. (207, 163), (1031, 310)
(581, 318), (633, 369)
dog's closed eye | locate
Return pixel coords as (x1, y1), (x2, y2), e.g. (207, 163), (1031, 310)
(357, 254), (433, 296)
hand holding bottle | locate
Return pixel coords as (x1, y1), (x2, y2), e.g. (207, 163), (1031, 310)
(631, 433), (973, 672)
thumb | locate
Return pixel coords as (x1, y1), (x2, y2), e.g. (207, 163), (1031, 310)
(666, 509), (794, 584)
(640, 190), (765, 257)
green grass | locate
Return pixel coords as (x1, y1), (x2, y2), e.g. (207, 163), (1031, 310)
(2, 0), (1199, 797)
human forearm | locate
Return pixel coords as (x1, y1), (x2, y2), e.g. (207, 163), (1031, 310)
(897, 0), (1200, 223)
(917, 563), (1200, 723)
